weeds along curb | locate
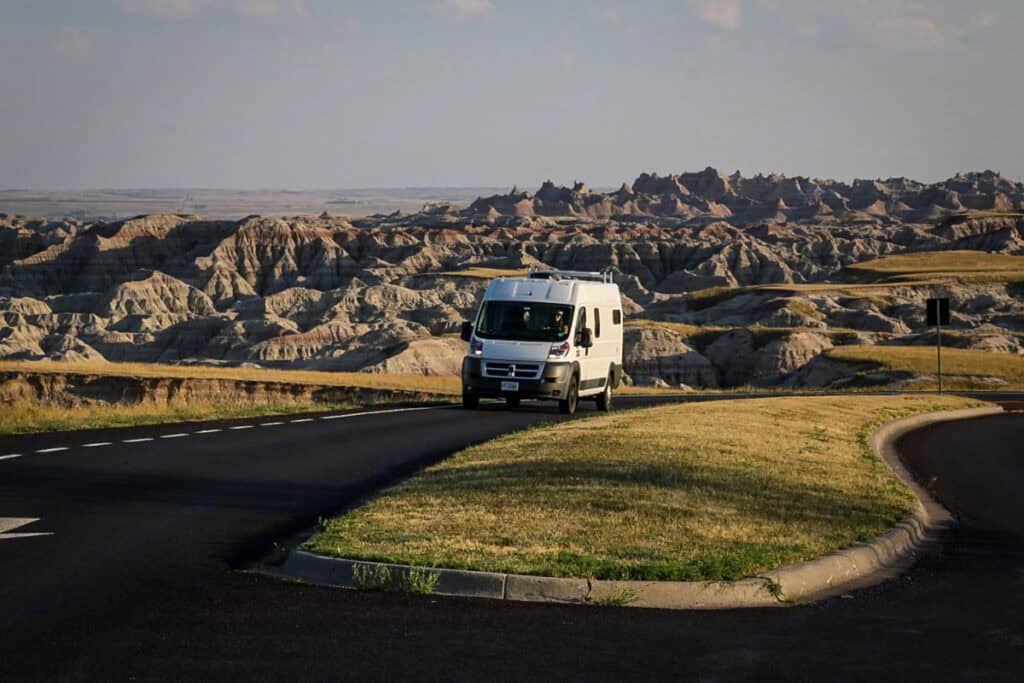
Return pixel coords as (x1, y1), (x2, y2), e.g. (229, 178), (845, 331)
(263, 406), (1003, 609)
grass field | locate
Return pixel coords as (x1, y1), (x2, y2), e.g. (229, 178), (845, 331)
(626, 319), (863, 351)
(0, 359), (699, 433)
(0, 360), (462, 395)
(0, 360), (461, 434)
(683, 281), (936, 311)
(0, 401), (363, 435)
(437, 267), (528, 279)
(0, 359), (702, 399)
(681, 250), (1024, 311)
(827, 346), (1024, 389)
(311, 394), (984, 582)
(625, 319), (731, 349)
(843, 250), (1024, 285)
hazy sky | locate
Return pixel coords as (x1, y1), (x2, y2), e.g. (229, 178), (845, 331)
(1, 1), (1021, 189)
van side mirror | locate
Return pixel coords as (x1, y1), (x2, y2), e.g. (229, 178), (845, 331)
(579, 328), (594, 348)
(460, 321), (473, 342)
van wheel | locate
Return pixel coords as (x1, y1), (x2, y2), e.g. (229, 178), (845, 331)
(596, 379), (613, 412)
(505, 396), (520, 409)
(559, 376), (579, 415)
(462, 393), (479, 410)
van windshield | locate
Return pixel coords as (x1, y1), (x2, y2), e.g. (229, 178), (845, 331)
(474, 301), (574, 342)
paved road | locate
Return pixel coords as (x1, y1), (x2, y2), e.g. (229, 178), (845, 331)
(0, 396), (1022, 681)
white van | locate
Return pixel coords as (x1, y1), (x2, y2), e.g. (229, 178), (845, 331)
(460, 270), (624, 414)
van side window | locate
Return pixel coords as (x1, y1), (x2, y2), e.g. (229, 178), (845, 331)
(575, 308), (587, 346)
(593, 308), (601, 338)
(612, 309), (622, 325)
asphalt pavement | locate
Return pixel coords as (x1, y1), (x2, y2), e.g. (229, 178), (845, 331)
(0, 394), (1022, 681)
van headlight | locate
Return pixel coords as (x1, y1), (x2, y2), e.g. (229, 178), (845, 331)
(548, 341), (570, 359)
(470, 339), (484, 355)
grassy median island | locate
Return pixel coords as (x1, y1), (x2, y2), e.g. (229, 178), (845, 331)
(312, 394), (985, 582)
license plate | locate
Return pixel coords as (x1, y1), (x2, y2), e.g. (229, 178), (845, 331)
(500, 381), (519, 392)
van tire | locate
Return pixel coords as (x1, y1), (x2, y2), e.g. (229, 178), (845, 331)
(505, 396), (520, 409)
(559, 376), (579, 415)
(462, 393), (479, 410)
(595, 379), (613, 412)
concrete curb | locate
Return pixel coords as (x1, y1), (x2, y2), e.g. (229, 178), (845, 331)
(264, 405), (1003, 609)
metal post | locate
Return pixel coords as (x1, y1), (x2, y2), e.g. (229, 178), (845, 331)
(936, 319), (942, 394)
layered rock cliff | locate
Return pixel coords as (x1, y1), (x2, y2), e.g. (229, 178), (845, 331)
(2, 168), (1022, 388)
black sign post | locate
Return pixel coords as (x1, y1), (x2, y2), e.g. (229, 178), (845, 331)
(926, 298), (950, 394)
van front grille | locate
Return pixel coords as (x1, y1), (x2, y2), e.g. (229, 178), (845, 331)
(483, 361), (543, 380)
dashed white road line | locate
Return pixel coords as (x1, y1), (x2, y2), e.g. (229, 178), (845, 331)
(3, 404), (456, 461)
(319, 405), (453, 421)
(0, 517), (53, 541)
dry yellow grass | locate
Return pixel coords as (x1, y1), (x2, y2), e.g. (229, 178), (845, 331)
(615, 385), (703, 396)
(683, 252), (1024, 309)
(684, 281), (941, 311)
(845, 250), (1024, 285)
(0, 401), (362, 435)
(0, 360), (461, 433)
(0, 360), (462, 395)
(626, 319), (864, 349)
(312, 394), (985, 581)
(625, 318), (727, 339)
(757, 282), (942, 294)
(437, 267), (529, 279)
(827, 346), (1024, 389)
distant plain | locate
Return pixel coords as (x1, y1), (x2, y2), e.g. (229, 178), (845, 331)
(0, 187), (509, 220)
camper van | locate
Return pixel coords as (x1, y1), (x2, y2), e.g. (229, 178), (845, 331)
(459, 270), (624, 414)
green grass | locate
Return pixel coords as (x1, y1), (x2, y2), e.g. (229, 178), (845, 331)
(310, 395), (985, 582)
(351, 564), (441, 594)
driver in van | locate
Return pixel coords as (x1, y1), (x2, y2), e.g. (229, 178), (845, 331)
(547, 309), (570, 338)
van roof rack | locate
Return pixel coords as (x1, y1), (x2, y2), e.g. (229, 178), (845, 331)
(527, 269), (614, 284)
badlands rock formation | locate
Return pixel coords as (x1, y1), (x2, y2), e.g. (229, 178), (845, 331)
(468, 169), (1024, 224)
(1, 168), (1023, 388)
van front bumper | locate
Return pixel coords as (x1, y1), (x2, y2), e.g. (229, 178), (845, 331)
(461, 357), (573, 400)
